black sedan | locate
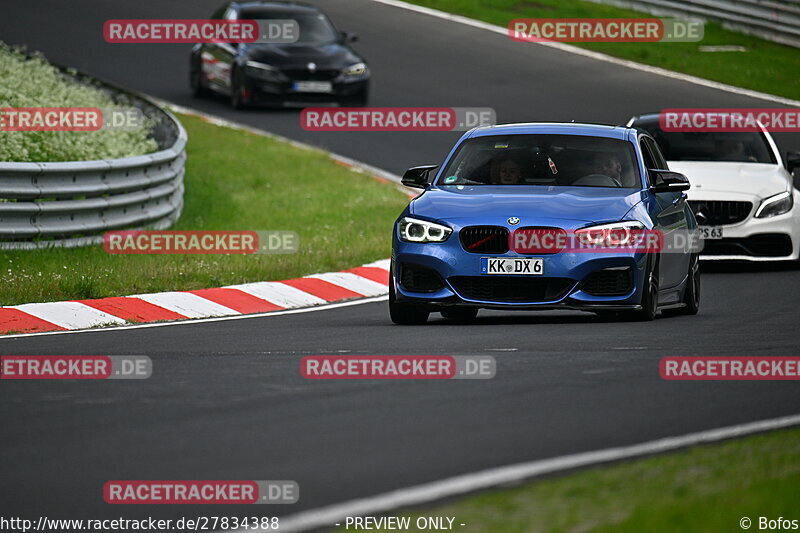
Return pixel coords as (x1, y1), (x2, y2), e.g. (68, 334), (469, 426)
(190, 1), (370, 108)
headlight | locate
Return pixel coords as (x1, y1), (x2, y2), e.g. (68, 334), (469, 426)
(398, 217), (452, 243)
(575, 221), (645, 248)
(244, 61), (286, 82)
(342, 62), (368, 77)
(755, 191), (793, 218)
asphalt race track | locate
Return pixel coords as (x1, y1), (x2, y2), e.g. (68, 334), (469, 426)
(2, 0), (800, 527)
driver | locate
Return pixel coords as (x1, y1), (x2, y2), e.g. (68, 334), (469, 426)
(592, 152), (622, 181)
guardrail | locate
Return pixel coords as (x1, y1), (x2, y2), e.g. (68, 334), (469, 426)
(0, 76), (187, 250)
(589, 0), (800, 47)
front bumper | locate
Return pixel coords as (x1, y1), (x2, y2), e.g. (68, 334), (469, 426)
(697, 208), (800, 262)
(392, 238), (650, 311)
(244, 75), (368, 105)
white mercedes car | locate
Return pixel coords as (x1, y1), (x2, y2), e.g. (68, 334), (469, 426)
(629, 114), (800, 261)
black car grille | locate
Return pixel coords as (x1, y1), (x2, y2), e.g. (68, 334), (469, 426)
(582, 268), (633, 296)
(460, 226), (509, 254)
(689, 201), (752, 225)
(701, 233), (792, 257)
(283, 69), (340, 81)
(448, 276), (573, 303)
(399, 264), (444, 292)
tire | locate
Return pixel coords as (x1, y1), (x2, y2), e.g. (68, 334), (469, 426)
(229, 68), (248, 110)
(620, 256), (659, 321)
(190, 56), (209, 98)
(340, 88), (368, 107)
(440, 307), (478, 322)
(389, 281), (429, 325)
(663, 254), (700, 316)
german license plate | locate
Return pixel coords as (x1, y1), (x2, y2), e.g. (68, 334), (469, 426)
(292, 81), (332, 93)
(481, 257), (544, 275)
(699, 226), (724, 239)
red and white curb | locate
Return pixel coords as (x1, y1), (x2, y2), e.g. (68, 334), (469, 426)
(0, 259), (390, 336)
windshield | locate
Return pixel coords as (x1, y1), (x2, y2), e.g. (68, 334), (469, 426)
(634, 118), (777, 164)
(437, 134), (641, 188)
(239, 11), (339, 44)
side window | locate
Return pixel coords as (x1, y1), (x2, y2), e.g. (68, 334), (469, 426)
(645, 137), (669, 169)
(640, 139), (656, 170)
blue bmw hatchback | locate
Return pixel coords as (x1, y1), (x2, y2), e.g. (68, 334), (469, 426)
(390, 123), (701, 324)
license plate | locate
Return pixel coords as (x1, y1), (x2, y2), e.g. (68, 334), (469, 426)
(699, 226), (724, 239)
(481, 257), (544, 275)
(292, 81), (333, 93)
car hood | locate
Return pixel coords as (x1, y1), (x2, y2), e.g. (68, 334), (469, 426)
(411, 186), (643, 227)
(667, 161), (789, 200)
(244, 43), (361, 70)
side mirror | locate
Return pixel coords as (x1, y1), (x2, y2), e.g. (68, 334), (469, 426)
(341, 31), (359, 43)
(649, 169), (690, 193)
(787, 151), (800, 174)
(402, 165), (438, 189)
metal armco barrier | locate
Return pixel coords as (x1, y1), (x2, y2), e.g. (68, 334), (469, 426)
(589, 0), (800, 47)
(0, 78), (187, 250)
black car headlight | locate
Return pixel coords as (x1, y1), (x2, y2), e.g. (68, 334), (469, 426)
(341, 62), (368, 78)
(244, 61), (287, 82)
(398, 217), (452, 243)
(755, 191), (793, 218)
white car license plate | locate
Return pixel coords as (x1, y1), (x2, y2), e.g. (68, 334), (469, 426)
(699, 226), (724, 239)
(292, 81), (333, 93)
(481, 257), (544, 275)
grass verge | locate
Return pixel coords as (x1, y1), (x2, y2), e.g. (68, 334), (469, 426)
(0, 42), (157, 162)
(404, 0), (800, 101)
(337, 426), (800, 532)
(0, 112), (409, 305)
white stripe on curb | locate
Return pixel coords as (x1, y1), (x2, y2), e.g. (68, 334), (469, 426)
(237, 413), (800, 533)
(307, 272), (388, 297)
(230, 282), (327, 308)
(10, 302), (126, 329)
(131, 292), (240, 318)
(363, 259), (392, 271)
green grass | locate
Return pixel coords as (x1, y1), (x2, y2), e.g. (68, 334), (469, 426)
(406, 0), (800, 101)
(0, 42), (157, 162)
(337, 427), (800, 533)
(0, 112), (409, 305)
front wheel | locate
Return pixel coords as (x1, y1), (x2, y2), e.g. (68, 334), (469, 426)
(620, 256), (659, 321)
(229, 68), (249, 110)
(389, 282), (429, 325)
(663, 254), (700, 316)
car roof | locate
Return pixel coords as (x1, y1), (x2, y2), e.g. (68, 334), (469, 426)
(467, 122), (635, 141)
(234, 1), (321, 15)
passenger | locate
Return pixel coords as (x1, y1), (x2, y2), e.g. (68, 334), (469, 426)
(592, 152), (622, 181)
(491, 157), (523, 185)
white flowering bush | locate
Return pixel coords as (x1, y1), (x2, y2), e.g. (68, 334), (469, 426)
(0, 42), (158, 162)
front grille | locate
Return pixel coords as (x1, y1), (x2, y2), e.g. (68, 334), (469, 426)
(689, 200), (752, 225)
(399, 263), (444, 292)
(283, 69), (340, 81)
(582, 268), (633, 296)
(449, 276), (573, 303)
(460, 226), (509, 254)
(701, 233), (792, 257)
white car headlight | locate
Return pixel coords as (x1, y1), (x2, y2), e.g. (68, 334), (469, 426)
(755, 191), (793, 218)
(244, 60), (285, 82)
(398, 217), (452, 243)
(575, 221), (645, 247)
(342, 62), (368, 77)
